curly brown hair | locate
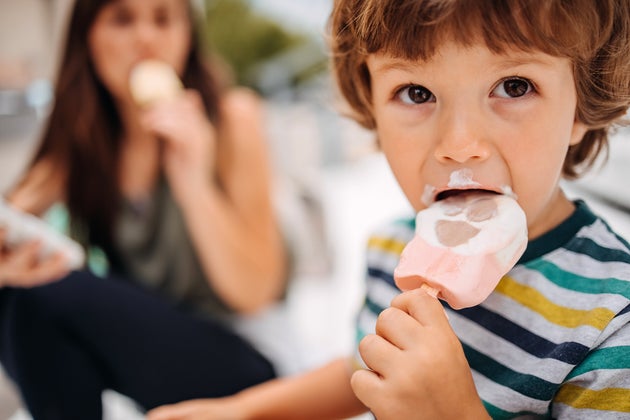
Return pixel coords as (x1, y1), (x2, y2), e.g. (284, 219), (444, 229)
(329, 0), (630, 178)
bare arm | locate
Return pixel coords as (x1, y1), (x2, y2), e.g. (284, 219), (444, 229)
(147, 358), (368, 420)
(145, 88), (288, 313)
(6, 158), (65, 215)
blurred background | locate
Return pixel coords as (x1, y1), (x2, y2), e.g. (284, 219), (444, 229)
(0, 1), (628, 419)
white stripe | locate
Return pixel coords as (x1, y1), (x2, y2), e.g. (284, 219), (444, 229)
(371, 222), (416, 241)
(472, 370), (549, 415)
(484, 292), (605, 348)
(449, 311), (573, 384)
(569, 368), (630, 389)
(356, 306), (378, 337)
(511, 264), (630, 311)
(544, 248), (630, 281)
(366, 248), (402, 274)
(577, 219), (630, 253)
(365, 276), (399, 310)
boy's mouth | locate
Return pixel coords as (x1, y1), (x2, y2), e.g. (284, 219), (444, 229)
(435, 188), (502, 202)
(423, 168), (515, 205)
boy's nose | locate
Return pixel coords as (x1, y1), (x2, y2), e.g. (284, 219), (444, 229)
(433, 108), (492, 164)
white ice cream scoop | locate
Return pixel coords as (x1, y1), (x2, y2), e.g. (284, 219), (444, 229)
(129, 59), (183, 106)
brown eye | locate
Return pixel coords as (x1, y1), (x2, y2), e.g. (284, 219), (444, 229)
(493, 77), (533, 98)
(397, 85), (435, 104)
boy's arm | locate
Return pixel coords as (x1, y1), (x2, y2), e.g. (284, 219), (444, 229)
(147, 358), (368, 420)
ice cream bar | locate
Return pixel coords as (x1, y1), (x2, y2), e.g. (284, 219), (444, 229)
(129, 59), (183, 106)
(394, 191), (528, 309)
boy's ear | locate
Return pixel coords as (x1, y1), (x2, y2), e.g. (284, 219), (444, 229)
(569, 119), (589, 146)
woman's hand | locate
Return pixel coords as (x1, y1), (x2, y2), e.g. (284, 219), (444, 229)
(139, 90), (217, 204)
(147, 396), (244, 420)
(351, 288), (490, 420)
(0, 228), (70, 288)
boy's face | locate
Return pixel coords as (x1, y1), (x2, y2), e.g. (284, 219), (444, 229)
(367, 42), (588, 239)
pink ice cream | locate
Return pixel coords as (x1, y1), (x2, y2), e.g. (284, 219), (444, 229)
(394, 190), (528, 309)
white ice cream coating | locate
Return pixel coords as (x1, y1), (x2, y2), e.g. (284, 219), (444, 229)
(398, 168), (528, 308)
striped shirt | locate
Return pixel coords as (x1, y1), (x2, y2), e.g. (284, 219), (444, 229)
(355, 200), (630, 419)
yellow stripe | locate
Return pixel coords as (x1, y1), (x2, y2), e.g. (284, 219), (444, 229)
(367, 236), (406, 256)
(495, 277), (615, 330)
(556, 383), (630, 412)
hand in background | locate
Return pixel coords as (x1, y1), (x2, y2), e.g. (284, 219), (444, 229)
(352, 288), (489, 420)
(0, 228), (70, 288)
(139, 90), (217, 205)
(147, 396), (243, 420)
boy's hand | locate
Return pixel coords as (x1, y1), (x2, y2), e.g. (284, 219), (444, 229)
(352, 288), (489, 420)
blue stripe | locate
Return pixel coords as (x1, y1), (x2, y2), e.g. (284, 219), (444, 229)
(367, 266), (398, 289)
(455, 306), (590, 365)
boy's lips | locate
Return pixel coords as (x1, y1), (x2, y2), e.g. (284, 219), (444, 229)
(422, 169), (515, 205)
(434, 187), (503, 201)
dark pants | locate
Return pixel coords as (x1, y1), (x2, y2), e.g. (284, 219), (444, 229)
(0, 271), (276, 420)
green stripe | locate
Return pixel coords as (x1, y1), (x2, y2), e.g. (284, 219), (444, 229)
(567, 236), (630, 264)
(393, 216), (415, 229)
(365, 295), (386, 316)
(528, 259), (630, 300)
(483, 400), (537, 419)
(464, 343), (558, 401)
(566, 346), (630, 380)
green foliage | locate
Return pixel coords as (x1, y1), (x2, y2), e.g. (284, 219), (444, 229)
(202, 0), (317, 90)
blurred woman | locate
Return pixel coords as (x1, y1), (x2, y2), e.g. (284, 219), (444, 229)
(0, 0), (288, 418)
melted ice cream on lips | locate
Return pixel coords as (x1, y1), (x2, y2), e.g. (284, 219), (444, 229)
(395, 170), (528, 309)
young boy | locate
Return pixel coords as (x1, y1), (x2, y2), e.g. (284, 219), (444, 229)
(148, 0), (630, 418)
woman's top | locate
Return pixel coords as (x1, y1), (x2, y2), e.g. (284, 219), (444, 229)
(108, 178), (306, 376)
(110, 177), (231, 315)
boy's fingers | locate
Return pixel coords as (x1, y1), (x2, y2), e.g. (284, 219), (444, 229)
(390, 288), (450, 327)
(374, 307), (422, 350)
(350, 368), (382, 406)
(358, 333), (400, 375)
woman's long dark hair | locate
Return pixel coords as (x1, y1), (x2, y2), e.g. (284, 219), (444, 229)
(29, 0), (222, 252)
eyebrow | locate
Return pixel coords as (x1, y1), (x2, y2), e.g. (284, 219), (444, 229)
(493, 55), (556, 70)
(369, 51), (558, 76)
(371, 61), (419, 76)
